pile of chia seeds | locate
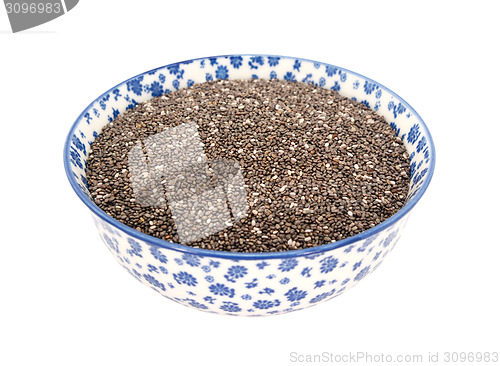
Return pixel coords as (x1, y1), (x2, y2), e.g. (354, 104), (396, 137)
(86, 79), (410, 252)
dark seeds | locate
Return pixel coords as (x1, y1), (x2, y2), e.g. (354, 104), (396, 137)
(86, 79), (410, 253)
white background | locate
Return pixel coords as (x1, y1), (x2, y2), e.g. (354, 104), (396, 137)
(1, 1), (499, 365)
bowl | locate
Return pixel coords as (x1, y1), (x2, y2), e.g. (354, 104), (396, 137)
(64, 54), (435, 316)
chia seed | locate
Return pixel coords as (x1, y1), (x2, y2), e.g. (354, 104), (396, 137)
(86, 79), (410, 253)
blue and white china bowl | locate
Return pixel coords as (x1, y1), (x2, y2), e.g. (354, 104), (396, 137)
(64, 55), (435, 316)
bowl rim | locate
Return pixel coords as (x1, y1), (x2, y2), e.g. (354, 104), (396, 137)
(63, 53), (436, 260)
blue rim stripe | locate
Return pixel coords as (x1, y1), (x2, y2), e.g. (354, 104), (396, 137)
(63, 54), (436, 260)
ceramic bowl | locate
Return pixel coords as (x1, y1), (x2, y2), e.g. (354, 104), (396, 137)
(64, 55), (435, 316)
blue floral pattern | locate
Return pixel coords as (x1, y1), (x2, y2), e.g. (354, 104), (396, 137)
(66, 55), (434, 316)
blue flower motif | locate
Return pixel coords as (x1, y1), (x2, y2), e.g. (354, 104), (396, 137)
(301, 267), (312, 277)
(413, 167), (429, 185)
(245, 278), (258, 288)
(99, 96), (108, 111)
(209, 283), (235, 298)
(83, 112), (92, 124)
(416, 136), (427, 153)
(158, 73), (166, 83)
(209, 260), (220, 268)
(241, 294), (252, 300)
(209, 57), (218, 66)
(279, 277), (290, 285)
(331, 81), (341, 91)
(126, 99), (139, 110)
(175, 69), (185, 80)
(224, 265), (248, 282)
(314, 62), (320, 69)
(357, 235), (378, 252)
(172, 79), (180, 90)
(339, 72), (347, 82)
(159, 266), (168, 274)
(166, 64), (180, 75)
(341, 278), (350, 285)
(268, 56), (280, 66)
(353, 80), (360, 89)
(325, 65), (339, 76)
(182, 253), (201, 267)
(201, 265), (211, 273)
(80, 175), (88, 188)
(148, 81), (164, 97)
(230, 56), (243, 69)
(143, 274), (165, 291)
(319, 256), (339, 274)
(424, 149), (430, 161)
(253, 299), (280, 310)
(204, 296), (216, 304)
(205, 73), (213, 81)
(220, 301), (242, 313)
(112, 88), (122, 101)
(127, 238), (142, 258)
(126, 76), (143, 96)
(256, 261), (269, 270)
(309, 290), (335, 304)
(270, 71), (277, 80)
(259, 287), (275, 295)
(278, 258), (298, 272)
(382, 231), (397, 247)
(205, 275), (214, 283)
(302, 73), (313, 83)
(284, 287), (308, 302)
(407, 124), (421, 144)
(363, 81), (378, 95)
(72, 134), (86, 154)
(352, 260), (363, 271)
(251, 74), (259, 79)
(344, 245), (355, 253)
(185, 298), (208, 310)
(319, 77), (326, 87)
(149, 246), (167, 263)
(375, 89), (382, 99)
(108, 108), (120, 123)
(293, 59), (301, 71)
(215, 65), (229, 80)
(173, 271), (198, 286)
(361, 100), (370, 108)
(314, 280), (325, 289)
(148, 264), (158, 273)
(388, 101), (407, 119)
(187, 79), (194, 87)
(284, 72), (296, 82)
(249, 56), (264, 68)
(354, 266), (371, 281)
(103, 234), (119, 254)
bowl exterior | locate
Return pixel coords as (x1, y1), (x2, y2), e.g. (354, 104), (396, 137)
(65, 55), (434, 315)
(93, 211), (409, 315)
